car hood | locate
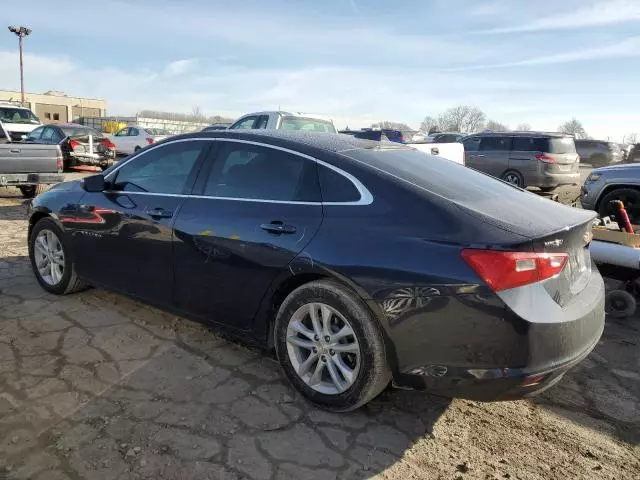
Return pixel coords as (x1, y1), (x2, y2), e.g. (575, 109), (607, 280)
(49, 179), (84, 191)
(592, 163), (640, 174)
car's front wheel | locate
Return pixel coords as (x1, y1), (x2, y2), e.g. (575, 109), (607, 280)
(274, 280), (391, 411)
(598, 188), (640, 225)
(28, 217), (87, 295)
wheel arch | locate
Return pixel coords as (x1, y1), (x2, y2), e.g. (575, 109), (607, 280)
(594, 184), (640, 211)
(28, 209), (54, 239)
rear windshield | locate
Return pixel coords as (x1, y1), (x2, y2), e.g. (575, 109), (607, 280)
(0, 107), (40, 125)
(279, 116), (336, 133)
(61, 126), (101, 138)
(545, 137), (576, 154)
(346, 148), (530, 205)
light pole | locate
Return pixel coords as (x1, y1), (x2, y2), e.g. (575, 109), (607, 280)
(8, 25), (32, 104)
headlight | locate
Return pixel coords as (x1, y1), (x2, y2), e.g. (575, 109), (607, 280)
(587, 173), (601, 182)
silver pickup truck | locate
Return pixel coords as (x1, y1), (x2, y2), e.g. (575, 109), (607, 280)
(0, 121), (64, 197)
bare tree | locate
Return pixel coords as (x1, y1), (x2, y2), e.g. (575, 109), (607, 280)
(371, 121), (412, 131)
(420, 115), (439, 134)
(485, 120), (509, 132)
(515, 123), (531, 131)
(558, 118), (588, 139)
(437, 105), (486, 133)
(623, 132), (638, 144)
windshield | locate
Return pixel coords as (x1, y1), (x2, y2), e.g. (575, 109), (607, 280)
(279, 116), (336, 133)
(60, 126), (101, 138)
(0, 107), (40, 125)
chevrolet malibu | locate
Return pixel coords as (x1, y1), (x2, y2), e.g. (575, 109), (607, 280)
(27, 130), (605, 411)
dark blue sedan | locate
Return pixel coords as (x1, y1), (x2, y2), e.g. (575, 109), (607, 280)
(27, 130), (605, 411)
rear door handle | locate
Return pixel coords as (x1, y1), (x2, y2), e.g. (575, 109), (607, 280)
(430, 147), (439, 155)
(10, 148), (20, 154)
(145, 208), (173, 219)
(260, 222), (297, 234)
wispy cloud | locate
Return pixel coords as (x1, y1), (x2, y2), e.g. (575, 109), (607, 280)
(163, 59), (198, 76)
(479, 0), (640, 34)
(444, 36), (640, 70)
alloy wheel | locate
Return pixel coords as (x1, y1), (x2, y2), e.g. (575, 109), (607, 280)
(504, 173), (521, 186)
(285, 302), (361, 395)
(33, 229), (65, 285)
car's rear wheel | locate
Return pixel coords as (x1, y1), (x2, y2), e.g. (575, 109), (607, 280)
(598, 188), (640, 225)
(134, 146), (141, 152)
(605, 289), (636, 318)
(28, 217), (87, 295)
(274, 280), (391, 411)
(501, 170), (524, 187)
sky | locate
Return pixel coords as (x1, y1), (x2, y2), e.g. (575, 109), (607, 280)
(1, 0), (640, 140)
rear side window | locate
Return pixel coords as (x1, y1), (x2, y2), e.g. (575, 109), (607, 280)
(462, 136), (481, 151)
(27, 126), (44, 141)
(203, 142), (320, 202)
(318, 165), (360, 202)
(480, 136), (511, 151)
(511, 137), (544, 151)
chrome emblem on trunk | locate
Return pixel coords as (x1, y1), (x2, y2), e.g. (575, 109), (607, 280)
(544, 239), (563, 248)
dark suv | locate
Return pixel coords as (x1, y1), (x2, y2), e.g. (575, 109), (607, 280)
(575, 139), (623, 167)
(462, 132), (580, 190)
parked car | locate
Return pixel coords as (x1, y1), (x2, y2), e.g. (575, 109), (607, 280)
(0, 120), (64, 197)
(581, 163), (640, 224)
(27, 130), (604, 411)
(0, 102), (41, 141)
(229, 111), (336, 133)
(339, 128), (409, 143)
(462, 131), (580, 190)
(108, 126), (170, 155)
(25, 123), (116, 171)
(428, 132), (465, 143)
(575, 139), (623, 167)
(203, 123), (232, 132)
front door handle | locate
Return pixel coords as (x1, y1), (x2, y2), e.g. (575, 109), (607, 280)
(260, 221), (297, 234)
(430, 147), (439, 155)
(10, 148), (20, 154)
(145, 208), (173, 219)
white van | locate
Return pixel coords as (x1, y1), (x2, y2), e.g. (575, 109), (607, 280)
(0, 103), (41, 140)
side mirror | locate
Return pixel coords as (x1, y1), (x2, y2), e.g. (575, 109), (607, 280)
(82, 174), (106, 192)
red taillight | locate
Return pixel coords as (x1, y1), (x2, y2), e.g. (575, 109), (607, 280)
(56, 151), (63, 172)
(146, 137), (154, 145)
(535, 152), (556, 163)
(461, 249), (568, 292)
(69, 139), (80, 150)
(102, 138), (115, 150)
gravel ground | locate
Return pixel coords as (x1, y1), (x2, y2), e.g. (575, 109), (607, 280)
(0, 173), (638, 480)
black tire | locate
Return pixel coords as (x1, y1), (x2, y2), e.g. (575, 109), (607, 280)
(28, 217), (88, 295)
(539, 186), (557, 193)
(19, 184), (46, 198)
(605, 289), (636, 318)
(274, 280), (391, 412)
(134, 146), (141, 152)
(501, 170), (525, 188)
(598, 188), (640, 225)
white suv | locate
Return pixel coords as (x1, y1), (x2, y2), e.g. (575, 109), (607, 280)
(0, 103), (41, 140)
(228, 111), (336, 133)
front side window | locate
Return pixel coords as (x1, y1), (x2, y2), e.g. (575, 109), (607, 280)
(230, 116), (258, 130)
(254, 115), (269, 129)
(27, 126), (44, 141)
(110, 141), (206, 194)
(480, 136), (511, 151)
(40, 127), (56, 141)
(203, 142), (320, 201)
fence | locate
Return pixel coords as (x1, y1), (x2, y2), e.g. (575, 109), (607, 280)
(75, 115), (213, 135)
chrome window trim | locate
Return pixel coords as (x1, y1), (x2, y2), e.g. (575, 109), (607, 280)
(103, 137), (372, 206)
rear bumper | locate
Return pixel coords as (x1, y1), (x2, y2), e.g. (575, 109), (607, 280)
(530, 171), (580, 188)
(0, 173), (65, 187)
(389, 270), (605, 401)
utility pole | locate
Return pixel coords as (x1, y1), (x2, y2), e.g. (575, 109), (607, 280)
(8, 26), (32, 104)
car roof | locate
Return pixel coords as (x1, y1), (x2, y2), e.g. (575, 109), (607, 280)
(238, 111), (333, 121)
(471, 131), (571, 138)
(176, 129), (409, 154)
